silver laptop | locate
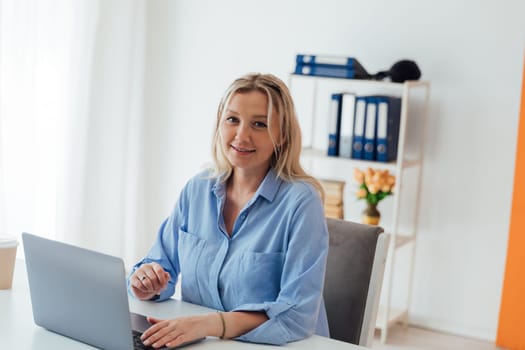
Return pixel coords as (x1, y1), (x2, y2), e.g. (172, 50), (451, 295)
(22, 232), (202, 350)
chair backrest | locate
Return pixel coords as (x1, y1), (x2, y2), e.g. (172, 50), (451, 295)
(324, 218), (390, 347)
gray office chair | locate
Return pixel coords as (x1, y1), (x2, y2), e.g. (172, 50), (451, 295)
(324, 218), (390, 347)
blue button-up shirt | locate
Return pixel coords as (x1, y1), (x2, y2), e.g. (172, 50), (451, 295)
(129, 168), (329, 345)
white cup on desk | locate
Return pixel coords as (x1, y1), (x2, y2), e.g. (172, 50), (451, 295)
(0, 235), (18, 290)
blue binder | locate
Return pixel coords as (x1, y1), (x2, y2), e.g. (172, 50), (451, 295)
(294, 54), (370, 79)
(375, 96), (402, 162)
(327, 93), (343, 156)
(295, 64), (356, 79)
(363, 97), (378, 161)
(296, 54), (359, 67)
(351, 96), (367, 160)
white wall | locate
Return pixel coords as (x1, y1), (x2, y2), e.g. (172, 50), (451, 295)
(141, 0), (525, 341)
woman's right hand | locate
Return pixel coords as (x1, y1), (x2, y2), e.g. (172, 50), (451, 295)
(130, 262), (171, 300)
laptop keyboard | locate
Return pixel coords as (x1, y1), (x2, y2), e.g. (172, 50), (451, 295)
(132, 329), (205, 350)
(132, 330), (155, 350)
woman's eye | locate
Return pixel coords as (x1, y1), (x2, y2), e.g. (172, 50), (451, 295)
(225, 116), (239, 123)
(253, 121), (267, 128)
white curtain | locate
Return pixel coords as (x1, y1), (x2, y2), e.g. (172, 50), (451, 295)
(0, 0), (149, 266)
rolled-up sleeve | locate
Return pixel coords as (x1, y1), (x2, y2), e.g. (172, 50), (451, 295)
(232, 192), (329, 345)
(127, 205), (182, 302)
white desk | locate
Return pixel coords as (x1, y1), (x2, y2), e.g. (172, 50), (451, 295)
(0, 260), (369, 349)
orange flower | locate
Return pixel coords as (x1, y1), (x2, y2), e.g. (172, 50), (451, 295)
(381, 184), (392, 193)
(356, 188), (367, 198)
(353, 168), (364, 183)
(354, 167), (396, 205)
(367, 184), (379, 194)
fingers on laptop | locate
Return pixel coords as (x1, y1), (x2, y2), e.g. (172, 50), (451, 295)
(141, 317), (201, 348)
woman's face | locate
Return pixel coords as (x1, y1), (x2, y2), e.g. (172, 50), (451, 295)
(219, 90), (281, 177)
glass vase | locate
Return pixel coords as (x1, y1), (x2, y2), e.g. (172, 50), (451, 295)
(362, 202), (380, 225)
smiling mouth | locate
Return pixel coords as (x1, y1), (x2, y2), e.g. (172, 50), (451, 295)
(231, 145), (255, 154)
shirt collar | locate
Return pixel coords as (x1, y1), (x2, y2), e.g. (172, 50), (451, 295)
(256, 168), (281, 202)
(212, 167), (282, 203)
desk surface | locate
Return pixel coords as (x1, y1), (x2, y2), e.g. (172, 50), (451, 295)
(0, 260), (368, 349)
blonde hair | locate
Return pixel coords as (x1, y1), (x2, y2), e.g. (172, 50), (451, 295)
(211, 73), (324, 198)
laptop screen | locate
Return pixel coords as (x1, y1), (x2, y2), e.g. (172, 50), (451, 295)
(22, 233), (135, 350)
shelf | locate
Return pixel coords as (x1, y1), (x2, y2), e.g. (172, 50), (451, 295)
(290, 73), (430, 344)
(301, 148), (421, 171)
(375, 305), (408, 330)
(290, 74), (430, 89)
(291, 74), (401, 88)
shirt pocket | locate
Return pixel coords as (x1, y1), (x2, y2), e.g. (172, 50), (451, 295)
(235, 251), (285, 304)
(178, 228), (207, 305)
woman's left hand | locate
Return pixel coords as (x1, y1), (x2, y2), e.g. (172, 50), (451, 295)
(140, 314), (221, 348)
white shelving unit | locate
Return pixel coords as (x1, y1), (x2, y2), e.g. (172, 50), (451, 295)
(288, 74), (430, 343)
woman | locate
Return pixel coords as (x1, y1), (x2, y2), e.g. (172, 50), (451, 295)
(129, 73), (329, 347)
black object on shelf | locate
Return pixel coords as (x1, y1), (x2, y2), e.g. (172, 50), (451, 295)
(372, 60), (421, 83)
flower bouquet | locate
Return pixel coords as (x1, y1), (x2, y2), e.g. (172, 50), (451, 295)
(354, 167), (396, 225)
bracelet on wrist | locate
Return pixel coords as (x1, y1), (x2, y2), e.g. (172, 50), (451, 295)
(217, 312), (226, 339)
